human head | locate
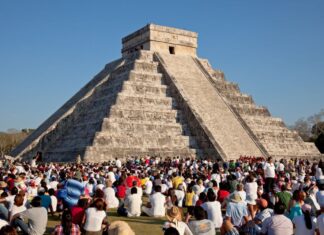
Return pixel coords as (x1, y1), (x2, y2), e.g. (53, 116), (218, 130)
(207, 189), (216, 202)
(257, 198), (268, 210)
(31, 196), (42, 207)
(155, 185), (161, 193)
(274, 203), (285, 215)
(14, 194), (24, 207)
(193, 206), (207, 220)
(10, 187), (18, 196)
(105, 179), (113, 187)
(94, 198), (106, 211)
(94, 188), (104, 199)
(77, 198), (88, 208)
(130, 187), (137, 195)
(48, 188), (55, 196)
(61, 209), (73, 234)
(0, 225), (17, 235)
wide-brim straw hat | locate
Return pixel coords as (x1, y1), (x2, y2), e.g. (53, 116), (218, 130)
(166, 206), (182, 222)
(108, 220), (135, 235)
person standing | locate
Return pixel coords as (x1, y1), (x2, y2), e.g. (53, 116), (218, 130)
(263, 157), (276, 194)
(201, 190), (223, 229)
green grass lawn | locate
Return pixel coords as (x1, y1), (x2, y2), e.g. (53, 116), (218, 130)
(46, 209), (166, 235)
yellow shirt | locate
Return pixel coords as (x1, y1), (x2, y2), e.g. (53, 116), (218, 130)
(185, 191), (195, 206)
(172, 176), (183, 189)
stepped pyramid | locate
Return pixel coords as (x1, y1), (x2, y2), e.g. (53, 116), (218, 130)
(12, 24), (321, 162)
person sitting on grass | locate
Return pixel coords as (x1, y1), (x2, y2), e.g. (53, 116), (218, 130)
(83, 198), (108, 234)
(188, 206), (215, 235)
(11, 196), (48, 235)
(52, 209), (80, 235)
(163, 206), (193, 235)
(142, 185), (166, 217)
(124, 187), (142, 217)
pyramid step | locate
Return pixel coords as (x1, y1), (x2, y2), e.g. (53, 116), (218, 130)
(112, 60), (158, 76)
(101, 119), (183, 135)
(254, 129), (300, 139)
(108, 107), (179, 122)
(136, 50), (154, 61)
(121, 81), (167, 96)
(231, 103), (270, 116)
(223, 93), (254, 105)
(213, 80), (241, 93)
(115, 94), (173, 110)
(84, 147), (201, 161)
(123, 50), (155, 62)
(241, 116), (284, 127)
(93, 134), (194, 148)
(129, 71), (163, 85)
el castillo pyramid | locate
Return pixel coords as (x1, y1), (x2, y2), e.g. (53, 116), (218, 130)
(12, 24), (321, 162)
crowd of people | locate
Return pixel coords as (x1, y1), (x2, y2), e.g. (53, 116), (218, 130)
(0, 155), (323, 235)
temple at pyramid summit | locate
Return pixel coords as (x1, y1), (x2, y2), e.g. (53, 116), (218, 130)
(12, 24), (321, 162)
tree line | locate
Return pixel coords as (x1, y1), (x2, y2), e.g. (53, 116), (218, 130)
(289, 109), (324, 153)
(0, 129), (34, 157)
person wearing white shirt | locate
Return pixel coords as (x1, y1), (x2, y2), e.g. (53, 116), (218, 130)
(144, 179), (153, 195)
(124, 187), (142, 217)
(142, 185), (166, 217)
(174, 185), (185, 208)
(263, 157), (276, 193)
(292, 204), (317, 235)
(107, 171), (116, 184)
(48, 189), (57, 212)
(115, 158), (122, 169)
(83, 199), (107, 233)
(103, 180), (119, 209)
(201, 190), (223, 228)
(244, 175), (258, 202)
(9, 194), (26, 221)
(126, 181), (143, 197)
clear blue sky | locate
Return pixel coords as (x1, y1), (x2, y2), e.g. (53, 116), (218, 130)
(0, 1), (323, 132)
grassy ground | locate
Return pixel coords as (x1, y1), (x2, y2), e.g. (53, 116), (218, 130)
(46, 209), (166, 235)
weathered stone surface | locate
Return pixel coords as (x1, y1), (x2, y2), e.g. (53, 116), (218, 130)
(11, 24), (321, 162)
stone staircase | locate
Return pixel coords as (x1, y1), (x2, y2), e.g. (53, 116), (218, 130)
(42, 51), (201, 162)
(198, 59), (320, 158)
(156, 53), (264, 160)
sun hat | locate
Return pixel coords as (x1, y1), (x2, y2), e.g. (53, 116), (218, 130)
(166, 206), (182, 222)
(108, 220), (135, 235)
(230, 193), (242, 203)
